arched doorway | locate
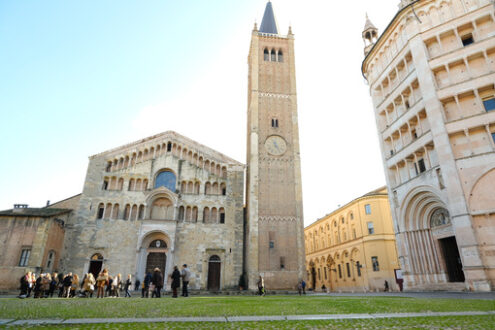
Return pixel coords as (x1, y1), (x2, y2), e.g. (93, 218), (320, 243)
(431, 209), (464, 283)
(88, 253), (104, 279)
(146, 239), (167, 274)
(207, 255), (221, 291)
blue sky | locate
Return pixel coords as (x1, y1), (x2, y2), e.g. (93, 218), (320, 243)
(0, 0), (397, 225)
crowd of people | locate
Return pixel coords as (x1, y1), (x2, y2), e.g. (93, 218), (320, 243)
(18, 264), (192, 299)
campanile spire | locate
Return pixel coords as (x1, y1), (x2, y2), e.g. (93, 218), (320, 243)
(259, 1), (279, 34)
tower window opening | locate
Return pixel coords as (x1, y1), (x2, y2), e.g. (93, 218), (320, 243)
(271, 49), (276, 62)
(167, 142), (172, 152)
(461, 34), (474, 47)
(418, 158), (426, 173)
(264, 49), (269, 61)
(271, 118), (279, 128)
(278, 50), (283, 62)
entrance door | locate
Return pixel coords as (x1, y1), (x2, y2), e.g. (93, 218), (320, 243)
(207, 255), (221, 291)
(89, 261), (103, 279)
(146, 252), (166, 274)
(439, 236), (465, 282)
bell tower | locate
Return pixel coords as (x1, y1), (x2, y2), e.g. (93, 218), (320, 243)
(246, 1), (305, 290)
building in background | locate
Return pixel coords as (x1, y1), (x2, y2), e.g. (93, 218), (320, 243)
(0, 201), (77, 290)
(362, 0), (495, 291)
(305, 187), (400, 292)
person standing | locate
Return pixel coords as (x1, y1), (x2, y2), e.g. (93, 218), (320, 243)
(152, 268), (163, 298)
(57, 273), (65, 297)
(134, 278), (141, 292)
(49, 273), (58, 298)
(96, 269), (109, 298)
(143, 272), (152, 298)
(301, 279), (306, 294)
(257, 275), (265, 296)
(83, 273), (96, 298)
(170, 266), (181, 298)
(19, 272), (30, 297)
(124, 274), (132, 298)
(180, 264), (191, 297)
(63, 272), (73, 298)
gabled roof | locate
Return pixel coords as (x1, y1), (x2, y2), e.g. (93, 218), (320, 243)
(90, 130), (244, 166)
(259, 1), (279, 34)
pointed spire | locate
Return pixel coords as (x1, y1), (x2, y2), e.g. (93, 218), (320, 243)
(363, 13), (377, 33)
(259, 1), (279, 34)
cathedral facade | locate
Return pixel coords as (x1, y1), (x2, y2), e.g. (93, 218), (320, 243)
(362, 0), (495, 291)
(53, 1), (305, 291)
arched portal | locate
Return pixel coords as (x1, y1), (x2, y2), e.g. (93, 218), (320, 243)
(137, 232), (171, 282)
(88, 253), (104, 279)
(207, 255), (221, 291)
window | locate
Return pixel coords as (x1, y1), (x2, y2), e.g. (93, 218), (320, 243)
(461, 34), (474, 47)
(155, 170), (176, 191)
(356, 261), (362, 277)
(219, 210), (225, 224)
(102, 180), (108, 190)
(264, 49), (269, 61)
(278, 50), (283, 62)
(97, 204), (105, 219)
(346, 263), (351, 277)
(271, 50), (276, 62)
(365, 204), (371, 215)
(372, 257), (380, 272)
(280, 257), (285, 269)
(106, 162), (112, 172)
(271, 118), (279, 128)
(19, 249), (31, 266)
(341, 217), (345, 224)
(350, 213), (354, 220)
(46, 251), (55, 269)
(338, 264), (342, 278)
(167, 142), (172, 152)
(483, 97), (495, 112)
(367, 222), (375, 235)
(418, 158), (426, 173)
(269, 241), (274, 248)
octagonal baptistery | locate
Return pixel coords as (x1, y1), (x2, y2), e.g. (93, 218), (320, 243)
(362, 0), (495, 291)
(61, 131), (245, 291)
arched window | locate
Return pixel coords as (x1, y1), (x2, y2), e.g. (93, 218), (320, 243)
(124, 204), (131, 220)
(203, 207), (210, 223)
(143, 179), (148, 191)
(211, 208), (218, 223)
(212, 182), (219, 195)
(128, 179), (135, 191)
(118, 178), (124, 191)
(104, 203), (112, 219)
(194, 182), (200, 194)
(219, 208), (225, 224)
(178, 206), (185, 221)
(271, 49), (276, 61)
(112, 204), (119, 219)
(187, 182), (193, 194)
(136, 179), (142, 191)
(221, 167), (227, 179)
(192, 207), (198, 222)
(186, 206), (192, 221)
(205, 182), (212, 195)
(278, 50), (283, 62)
(181, 181), (187, 192)
(138, 205), (145, 220)
(264, 48), (269, 61)
(221, 183), (226, 196)
(130, 205), (138, 220)
(155, 170), (177, 191)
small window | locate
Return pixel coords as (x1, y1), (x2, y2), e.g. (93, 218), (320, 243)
(106, 162), (112, 172)
(341, 217), (345, 224)
(97, 204), (105, 219)
(461, 34), (474, 47)
(372, 256), (380, 272)
(280, 257), (285, 269)
(271, 118), (279, 128)
(350, 213), (354, 220)
(356, 261), (362, 277)
(19, 249), (31, 267)
(167, 142), (172, 152)
(418, 158), (426, 173)
(219, 212), (225, 224)
(264, 49), (269, 61)
(367, 222), (375, 235)
(346, 262), (351, 277)
(338, 264), (342, 278)
(271, 50), (276, 62)
(365, 204), (371, 215)
(483, 97), (495, 112)
(46, 251), (55, 269)
(269, 241), (274, 249)
(278, 51), (283, 62)
(102, 180), (109, 190)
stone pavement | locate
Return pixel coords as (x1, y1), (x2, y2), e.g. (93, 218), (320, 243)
(1, 311), (494, 326)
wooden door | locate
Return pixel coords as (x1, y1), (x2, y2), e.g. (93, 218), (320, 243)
(207, 255), (221, 291)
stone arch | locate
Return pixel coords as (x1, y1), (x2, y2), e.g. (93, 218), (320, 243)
(154, 169), (177, 192)
(400, 185), (448, 231)
(137, 231), (171, 280)
(469, 167), (495, 212)
(149, 193), (175, 220)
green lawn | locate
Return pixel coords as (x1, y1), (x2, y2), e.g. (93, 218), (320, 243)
(0, 296), (493, 320)
(15, 315), (495, 329)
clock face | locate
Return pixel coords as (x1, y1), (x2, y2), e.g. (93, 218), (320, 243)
(264, 135), (287, 156)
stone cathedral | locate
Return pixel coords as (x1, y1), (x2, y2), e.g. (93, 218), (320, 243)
(32, 1), (305, 291)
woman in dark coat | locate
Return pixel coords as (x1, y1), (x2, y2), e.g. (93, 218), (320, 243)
(170, 266), (181, 298)
(152, 268), (163, 298)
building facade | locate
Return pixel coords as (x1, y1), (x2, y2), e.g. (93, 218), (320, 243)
(246, 1), (306, 289)
(61, 131), (245, 290)
(362, 0), (495, 291)
(305, 188), (400, 292)
(0, 205), (73, 290)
